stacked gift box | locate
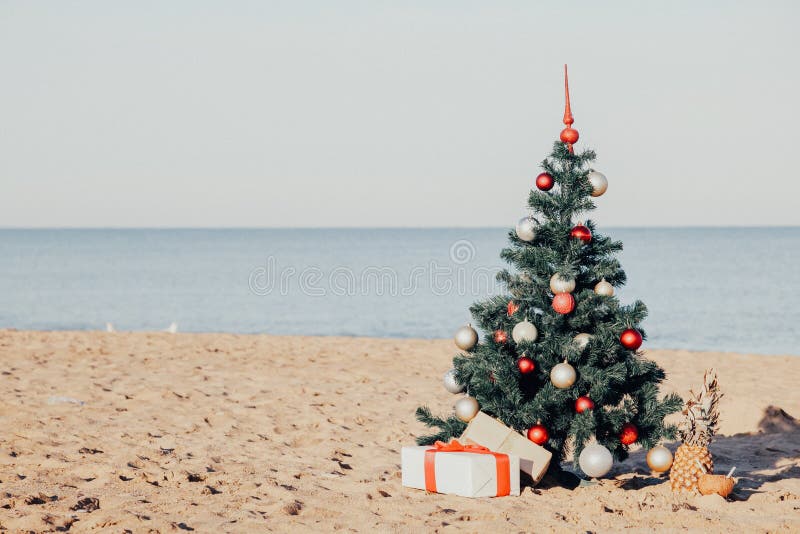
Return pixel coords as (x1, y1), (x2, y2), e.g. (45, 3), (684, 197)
(402, 412), (552, 498)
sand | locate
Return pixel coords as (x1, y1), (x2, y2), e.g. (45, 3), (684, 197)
(0, 330), (798, 532)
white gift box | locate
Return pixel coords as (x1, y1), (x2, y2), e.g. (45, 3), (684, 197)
(401, 444), (520, 497)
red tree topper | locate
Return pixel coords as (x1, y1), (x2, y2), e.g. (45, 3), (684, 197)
(560, 64), (579, 153)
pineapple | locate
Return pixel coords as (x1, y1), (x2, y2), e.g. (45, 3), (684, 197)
(670, 369), (722, 492)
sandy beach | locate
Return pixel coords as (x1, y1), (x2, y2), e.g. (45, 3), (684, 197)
(1, 330), (798, 532)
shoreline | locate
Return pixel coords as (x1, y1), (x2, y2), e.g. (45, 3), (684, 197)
(2, 329), (798, 359)
(1, 330), (798, 531)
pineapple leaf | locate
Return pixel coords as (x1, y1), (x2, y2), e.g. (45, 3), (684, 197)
(677, 369), (722, 447)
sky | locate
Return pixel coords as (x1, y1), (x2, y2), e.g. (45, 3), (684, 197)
(1, 1), (798, 228)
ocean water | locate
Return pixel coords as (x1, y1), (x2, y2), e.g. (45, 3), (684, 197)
(0, 228), (798, 355)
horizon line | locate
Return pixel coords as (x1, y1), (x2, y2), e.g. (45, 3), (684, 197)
(1, 224), (799, 231)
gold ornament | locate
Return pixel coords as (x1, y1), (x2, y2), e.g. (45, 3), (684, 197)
(646, 445), (674, 473)
(587, 170), (608, 197)
(549, 273), (576, 294)
(511, 320), (538, 344)
(454, 396), (480, 422)
(454, 324), (478, 351)
(550, 361), (576, 389)
(594, 278), (614, 297)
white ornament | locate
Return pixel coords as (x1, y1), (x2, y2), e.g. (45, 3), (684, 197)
(587, 171), (608, 197)
(573, 333), (592, 350)
(454, 396), (480, 423)
(549, 273), (576, 294)
(454, 324), (478, 351)
(515, 217), (536, 242)
(512, 320), (538, 344)
(594, 278), (614, 297)
(579, 442), (614, 478)
(550, 361), (577, 389)
(443, 369), (465, 394)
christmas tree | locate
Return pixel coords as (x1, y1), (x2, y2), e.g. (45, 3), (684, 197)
(416, 66), (682, 472)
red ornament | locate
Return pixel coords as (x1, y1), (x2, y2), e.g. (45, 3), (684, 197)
(575, 395), (595, 413)
(517, 356), (535, 375)
(494, 330), (508, 344)
(551, 292), (575, 315)
(527, 424), (549, 445)
(620, 423), (639, 445)
(560, 127), (579, 144)
(507, 300), (520, 317)
(620, 328), (643, 350)
(570, 224), (592, 243)
(536, 172), (554, 191)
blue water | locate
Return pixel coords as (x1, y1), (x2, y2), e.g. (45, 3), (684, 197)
(0, 228), (798, 355)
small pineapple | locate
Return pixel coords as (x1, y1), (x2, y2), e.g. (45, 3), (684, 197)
(670, 369), (722, 492)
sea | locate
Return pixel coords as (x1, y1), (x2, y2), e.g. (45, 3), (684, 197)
(0, 227), (797, 356)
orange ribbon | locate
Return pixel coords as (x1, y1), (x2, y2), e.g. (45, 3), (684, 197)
(424, 439), (511, 496)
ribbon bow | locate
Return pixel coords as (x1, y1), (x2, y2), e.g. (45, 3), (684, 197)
(430, 439), (490, 453)
(424, 439), (510, 496)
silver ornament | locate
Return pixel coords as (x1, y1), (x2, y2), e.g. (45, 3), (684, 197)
(443, 369), (465, 394)
(579, 442), (614, 478)
(594, 278), (614, 297)
(454, 324), (478, 351)
(511, 320), (538, 344)
(587, 171), (608, 197)
(550, 361), (576, 389)
(646, 445), (674, 473)
(573, 333), (592, 350)
(515, 217), (536, 242)
(454, 396), (480, 423)
(549, 273), (576, 294)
